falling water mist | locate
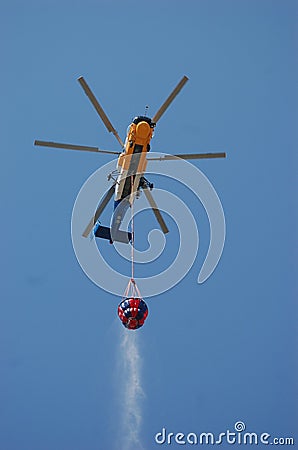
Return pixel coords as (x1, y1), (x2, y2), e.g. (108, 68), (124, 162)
(118, 328), (145, 450)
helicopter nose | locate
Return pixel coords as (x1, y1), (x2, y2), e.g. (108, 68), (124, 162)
(136, 121), (151, 139)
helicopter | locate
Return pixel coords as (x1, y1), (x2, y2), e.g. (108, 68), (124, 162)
(35, 75), (226, 244)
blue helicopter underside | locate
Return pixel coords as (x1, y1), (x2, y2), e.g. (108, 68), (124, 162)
(94, 198), (132, 244)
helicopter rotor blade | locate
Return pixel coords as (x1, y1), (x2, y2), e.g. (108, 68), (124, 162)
(34, 140), (120, 155)
(77, 76), (124, 149)
(147, 152), (226, 161)
(152, 75), (189, 123)
(142, 186), (169, 234)
(82, 184), (116, 238)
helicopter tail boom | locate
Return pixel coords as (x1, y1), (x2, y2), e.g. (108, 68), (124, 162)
(94, 225), (132, 244)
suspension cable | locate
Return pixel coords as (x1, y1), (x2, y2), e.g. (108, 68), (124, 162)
(131, 175), (135, 281)
(121, 175), (143, 301)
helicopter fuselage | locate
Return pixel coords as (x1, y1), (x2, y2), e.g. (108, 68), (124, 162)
(114, 116), (155, 205)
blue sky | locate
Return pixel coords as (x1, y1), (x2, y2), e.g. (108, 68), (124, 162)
(1, 0), (297, 449)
